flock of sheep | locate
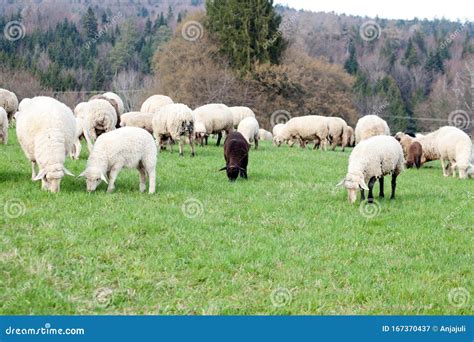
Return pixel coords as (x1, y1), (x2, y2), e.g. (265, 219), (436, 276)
(0, 87), (472, 203)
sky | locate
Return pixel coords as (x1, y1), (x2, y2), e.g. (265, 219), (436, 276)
(273, 0), (473, 21)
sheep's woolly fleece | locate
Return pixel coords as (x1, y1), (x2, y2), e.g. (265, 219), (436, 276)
(153, 103), (194, 140)
(259, 128), (273, 141)
(140, 95), (174, 113)
(355, 115), (390, 144)
(102, 92), (125, 114)
(120, 112), (155, 133)
(230, 106), (256, 128)
(193, 104), (234, 134)
(0, 88), (18, 118)
(436, 126), (472, 178)
(238, 117), (260, 144)
(0, 107), (8, 144)
(280, 115), (329, 142)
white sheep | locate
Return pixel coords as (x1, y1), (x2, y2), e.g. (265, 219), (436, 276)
(70, 117), (91, 160)
(354, 115), (390, 144)
(79, 127), (157, 193)
(140, 95), (174, 113)
(0, 88), (19, 120)
(341, 125), (355, 151)
(102, 92), (125, 115)
(337, 135), (405, 204)
(259, 128), (273, 141)
(327, 117), (347, 150)
(230, 106), (256, 128)
(0, 107), (8, 144)
(152, 103), (195, 157)
(273, 115), (328, 150)
(193, 103), (234, 146)
(237, 116), (260, 149)
(436, 126), (473, 179)
(120, 112), (154, 133)
(16, 96), (76, 192)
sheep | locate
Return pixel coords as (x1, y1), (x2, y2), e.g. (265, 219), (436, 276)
(327, 117), (347, 150)
(273, 115), (328, 150)
(337, 135), (405, 204)
(406, 141), (423, 169)
(70, 117), (86, 160)
(237, 116), (259, 149)
(0, 107), (8, 145)
(90, 93), (123, 127)
(193, 104), (234, 146)
(74, 99), (117, 151)
(0, 88), (18, 120)
(140, 95), (174, 113)
(219, 131), (250, 181)
(79, 127), (157, 193)
(436, 127), (473, 179)
(230, 106), (256, 128)
(152, 103), (195, 157)
(259, 128), (273, 141)
(354, 115), (390, 144)
(16, 96), (76, 193)
(120, 111), (154, 133)
(341, 125), (355, 151)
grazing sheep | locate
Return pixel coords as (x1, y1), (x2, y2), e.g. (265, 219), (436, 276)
(90, 94), (122, 127)
(274, 115), (328, 150)
(327, 117), (347, 150)
(0, 88), (19, 120)
(341, 125), (355, 151)
(193, 104), (234, 146)
(152, 103), (195, 157)
(237, 116), (259, 149)
(0, 107), (8, 144)
(355, 115), (390, 144)
(80, 127), (157, 193)
(102, 92), (125, 114)
(219, 131), (250, 181)
(140, 95), (174, 113)
(120, 112), (154, 133)
(16, 96), (76, 193)
(406, 141), (423, 169)
(259, 128), (273, 141)
(70, 117), (88, 160)
(337, 135), (405, 204)
(230, 106), (256, 128)
(436, 127), (473, 179)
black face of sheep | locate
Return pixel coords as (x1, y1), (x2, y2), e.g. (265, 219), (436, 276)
(219, 132), (249, 182)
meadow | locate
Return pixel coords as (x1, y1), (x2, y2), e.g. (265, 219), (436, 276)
(0, 128), (472, 315)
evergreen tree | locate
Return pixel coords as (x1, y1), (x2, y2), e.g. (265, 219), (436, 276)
(82, 7), (98, 39)
(402, 38), (419, 68)
(344, 41), (358, 75)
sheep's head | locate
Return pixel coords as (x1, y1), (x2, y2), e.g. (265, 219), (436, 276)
(454, 162), (473, 179)
(79, 167), (108, 192)
(179, 120), (194, 135)
(273, 135), (285, 147)
(34, 163), (74, 193)
(219, 164), (242, 182)
(336, 173), (369, 204)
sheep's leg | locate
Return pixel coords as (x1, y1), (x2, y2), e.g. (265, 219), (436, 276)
(31, 161), (37, 180)
(441, 159), (448, 176)
(73, 139), (82, 159)
(367, 177), (377, 203)
(189, 133), (195, 157)
(205, 135), (208, 146)
(255, 137), (259, 150)
(379, 177), (385, 198)
(216, 132), (222, 146)
(390, 174), (398, 200)
(107, 167), (120, 193)
(84, 128), (94, 152)
(138, 166), (147, 193)
(240, 169), (248, 179)
(360, 189), (365, 201)
(148, 167), (156, 194)
(299, 138), (306, 149)
(178, 139), (184, 157)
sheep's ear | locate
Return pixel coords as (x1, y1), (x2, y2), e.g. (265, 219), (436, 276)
(78, 171), (86, 178)
(335, 178), (345, 187)
(63, 167), (75, 177)
(218, 166), (227, 172)
(359, 178), (369, 191)
(100, 173), (109, 184)
(33, 169), (46, 181)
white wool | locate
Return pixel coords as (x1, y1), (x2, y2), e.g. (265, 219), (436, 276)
(342, 125), (354, 148)
(82, 127), (157, 193)
(276, 115), (329, 147)
(238, 117), (259, 144)
(327, 117), (347, 149)
(346, 135), (405, 185)
(0, 88), (19, 119)
(229, 106), (256, 128)
(272, 124), (285, 137)
(18, 98), (32, 112)
(259, 128), (273, 141)
(140, 95), (174, 113)
(436, 126), (473, 178)
(71, 117), (87, 160)
(153, 104), (194, 140)
(355, 115), (390, 144)
(15, 96), (76, 191)
(0, 107), (8, 144)
(193, 104), (234, 135)
(78, 99), (117, 145)
(102, 92), (125, 114)
(120, 111), (155, 133)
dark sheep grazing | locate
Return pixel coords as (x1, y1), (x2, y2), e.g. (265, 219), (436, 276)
(219, 132), (250, 182)
(90, 95), (121, 128)
(406, 141), (422, 169)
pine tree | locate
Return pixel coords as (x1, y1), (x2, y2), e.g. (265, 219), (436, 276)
(344, 41), (358, 75)
(82, 7), (98, 39)
(403, 38), (419, 68)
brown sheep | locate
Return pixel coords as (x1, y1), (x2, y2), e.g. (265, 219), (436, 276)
(406, 141), (423, 169)
(219, 132), (249, 181)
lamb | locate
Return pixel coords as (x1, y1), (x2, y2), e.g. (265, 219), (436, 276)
(219, 131), (250, 181)
(152, 103), (195, 157)
(230, 106), (256, 128)
(406, 141), (423, 169)
(0, 107), (8, 144)
(0, 88), (19, 120)
(120, 111), (154, 133)
(436, 127), (473, 179)
(90, 93), (123, 127)
(79, 127), (157, 193)
(327, 117), (347, 150)
(259, 128), (273, 141)
(237, 116), (259, 149)
(341, 125), (355, 151)
(273, 115), (328, 150)
(354, 115), (390, 144)
(140, 95), (174, 113)
(193, 103), (234, 146)
(16, 96), (76, 193)
(337, 135), (405, 204)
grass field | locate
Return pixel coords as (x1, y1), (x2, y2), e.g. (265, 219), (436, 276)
(0, 128), (472, 315)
